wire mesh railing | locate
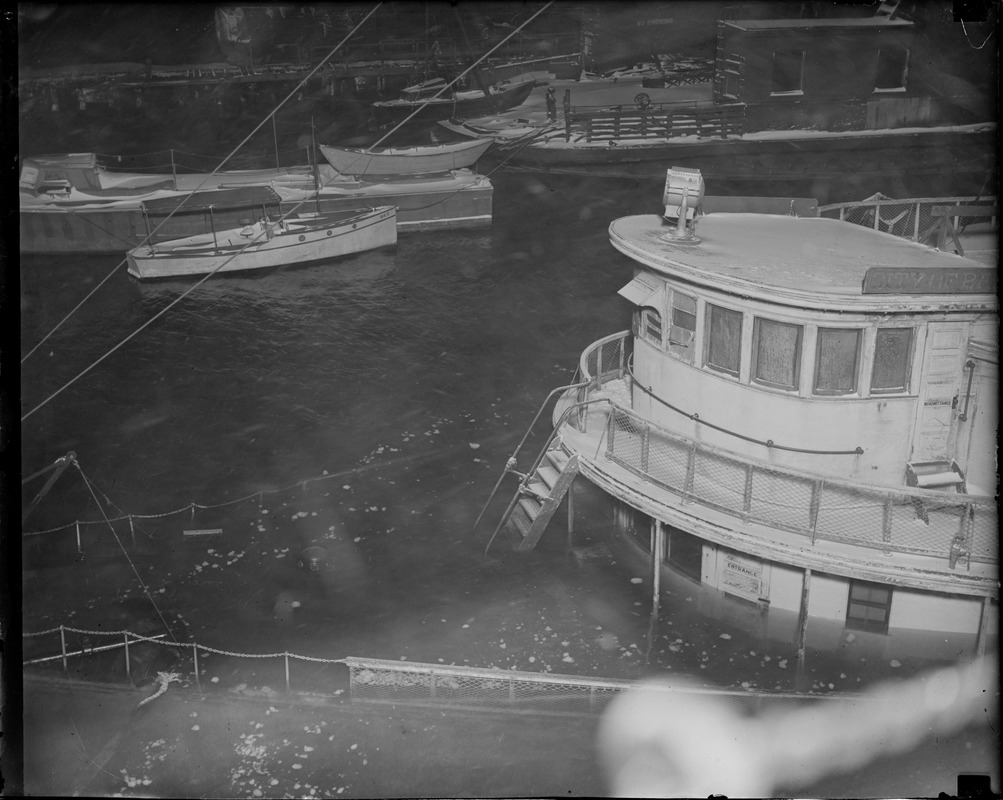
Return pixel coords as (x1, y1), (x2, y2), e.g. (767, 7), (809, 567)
(818, 196), (998, 243)
(604, 404), (997, 568)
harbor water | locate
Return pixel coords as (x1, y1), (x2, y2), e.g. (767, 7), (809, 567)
(19, 174), (997, 796)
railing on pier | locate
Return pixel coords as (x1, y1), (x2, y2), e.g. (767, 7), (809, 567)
(572, 333), (998, 574)
(818, 196), (998, 244)
(562, 100), (745, 142)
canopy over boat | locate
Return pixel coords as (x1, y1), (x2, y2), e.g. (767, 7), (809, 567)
(139, 186), (282, 216)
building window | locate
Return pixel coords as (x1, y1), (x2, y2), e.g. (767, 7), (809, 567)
(846, 580), (892, 633)
(875, 48), (909, 91)
(640, 306), (663, 347)
(771, 50), (805, 94)
(814, 328), (861, 395)
(871, 328), (913, 393)
(753, 318), (802, 390)
(705, 304), (742, 376)
(668, 529), (703, 581)
(668, 291), (697, 363)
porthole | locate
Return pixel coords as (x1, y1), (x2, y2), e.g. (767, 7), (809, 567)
(352, 224), (357, 229)
(326, 230), (332, 236)
(299, 234), (305, 242)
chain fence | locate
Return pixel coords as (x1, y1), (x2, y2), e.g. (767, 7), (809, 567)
(21, 623), (853, 715)
(818, 196), (997, 243)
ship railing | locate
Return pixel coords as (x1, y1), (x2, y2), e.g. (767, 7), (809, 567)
(597, 403), (997, 570)
(572, 329), (633, 430)
(818, 196), (998, 243)
(561, 99), (745, 142)
(573, 333), (997, 570)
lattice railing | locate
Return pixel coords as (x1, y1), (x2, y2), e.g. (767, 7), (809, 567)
(818, 196), (997, 243)
(604, 404), (997, 568)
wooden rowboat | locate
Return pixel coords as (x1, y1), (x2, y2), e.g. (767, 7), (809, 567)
(318, 139), (493, 177)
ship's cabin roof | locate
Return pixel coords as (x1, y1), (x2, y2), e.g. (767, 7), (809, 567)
(608, 213), (997, 313)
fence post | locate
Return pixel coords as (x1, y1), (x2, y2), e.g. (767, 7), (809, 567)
(124, 633), (131, 682)
(882, 495), (893, 554)
(190, 503), (196, 522)
(192, 644), (203, 696)
(128, 515), (136, 547)
(913, 202), (921, 240)
(75, 521), (82, 554)
(60, 625), (68, 672)
(742, 465), (754, 521)
(430, 672), (437, 699)
(808, 479), (821, 541)
(641, 425), (650, 473)
(285, 653), (291, 695)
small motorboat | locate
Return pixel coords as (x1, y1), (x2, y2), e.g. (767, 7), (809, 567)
(126, 188), (396, 279)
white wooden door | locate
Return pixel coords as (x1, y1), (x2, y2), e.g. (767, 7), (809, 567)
(912, 323), (968, 463)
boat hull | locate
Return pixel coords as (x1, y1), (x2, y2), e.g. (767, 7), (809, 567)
(126, 207), (396, 279)
(488, 125), (997, 199)
(20, 174), (492, 254)
(372, 80), (536, 126)
(319, 139), (493, 176)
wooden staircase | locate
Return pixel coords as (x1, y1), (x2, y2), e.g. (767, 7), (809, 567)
(505, 444), (579, 551)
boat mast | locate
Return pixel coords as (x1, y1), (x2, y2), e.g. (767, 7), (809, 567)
(453, 8), (490, 97)
(311, 118), (322, 215)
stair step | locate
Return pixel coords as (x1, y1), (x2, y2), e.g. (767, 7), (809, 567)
(537, 465), (560, 489)
(508, 506), (532, 537)
(518, 497), (542, 520)
(526, 480), (550, 500)
(547, 449), (570, 472)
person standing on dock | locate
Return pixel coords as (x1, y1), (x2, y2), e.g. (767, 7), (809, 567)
(546, 87), (557, 122)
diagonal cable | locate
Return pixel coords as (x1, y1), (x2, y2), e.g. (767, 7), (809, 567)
(21, 2), (383, 366)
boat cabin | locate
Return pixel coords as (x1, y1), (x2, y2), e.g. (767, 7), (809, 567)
(713, 16), (939, 131)
(19, 153), (174, 197)
(610, 169), (998, 495)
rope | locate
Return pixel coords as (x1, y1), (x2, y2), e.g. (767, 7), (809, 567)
(74, 463), (179, 644)
(22, 446), (457, 537)
(20, 3), (385, 419)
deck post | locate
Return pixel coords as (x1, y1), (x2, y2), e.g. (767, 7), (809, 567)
(651, 520), (664, 621)
(975, 596), (991, 659)
(566, 477), (574, 550)
(795, 568), (812, 670)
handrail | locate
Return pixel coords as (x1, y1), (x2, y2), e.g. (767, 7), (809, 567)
(471, 376), (589, 532)
(482, 396), (612, 559)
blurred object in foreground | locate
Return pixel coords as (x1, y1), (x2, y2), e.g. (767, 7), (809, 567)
(598, 653), (999, 798)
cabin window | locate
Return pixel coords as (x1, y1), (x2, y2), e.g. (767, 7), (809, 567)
(814, 328), (861, 395)
(771, 50), (805, 94)
(845, 580), (892, 633)
(753, 318), (802, 390)
(668, 291), (697, 363)
(705, 304), (742, 376)
(871, 328), (913, 393)
(875, 48), (909, 91)
(640, 306), (663, 347)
